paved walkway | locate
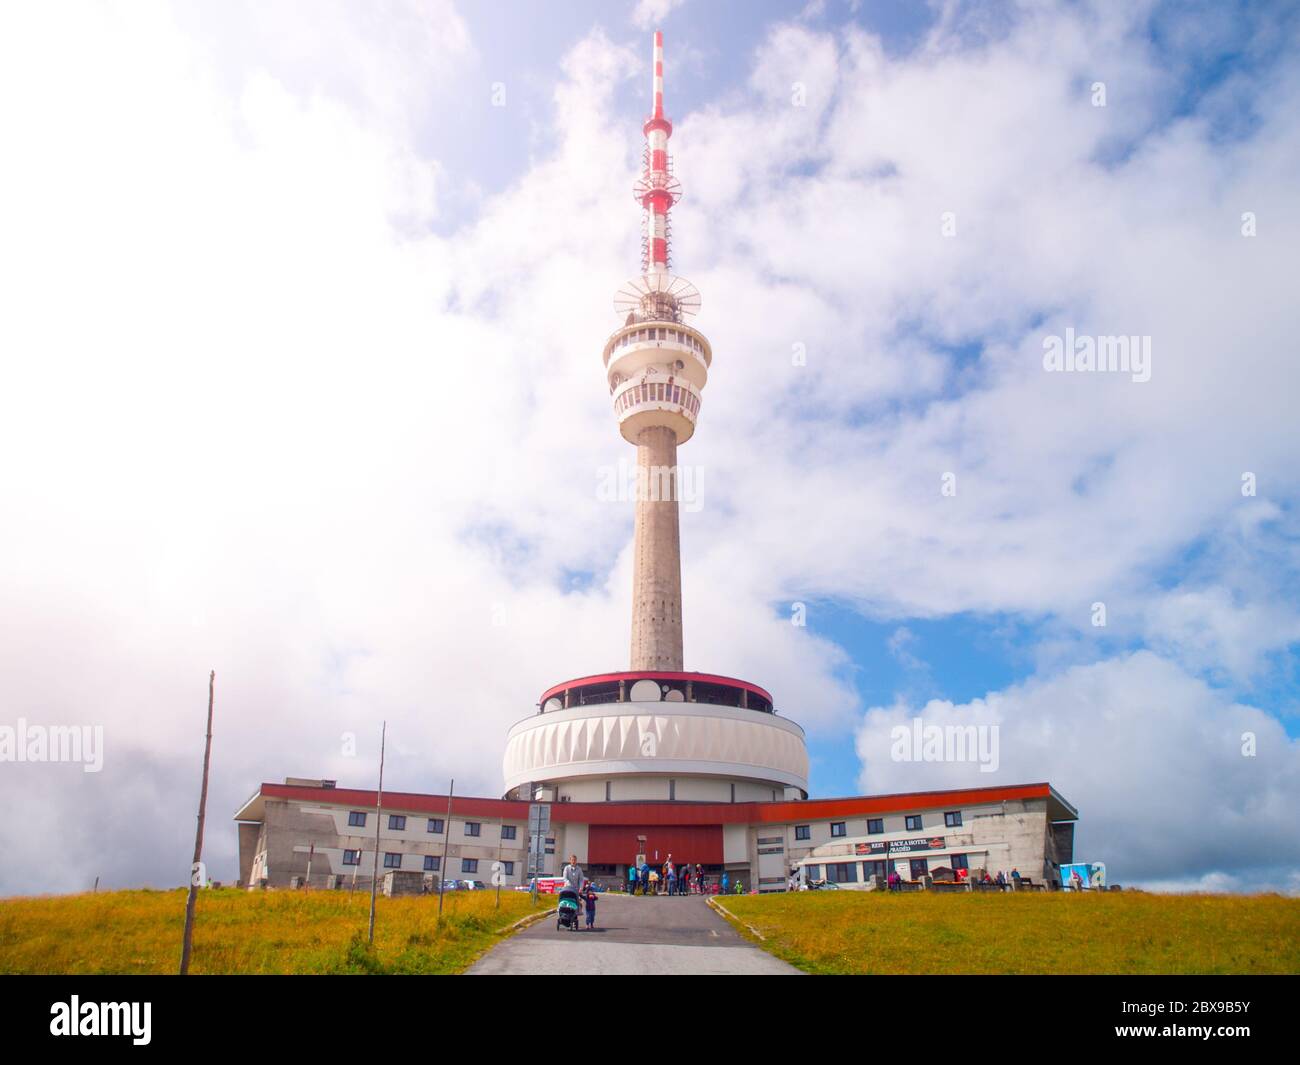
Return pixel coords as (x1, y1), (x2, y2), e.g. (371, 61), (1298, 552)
(467, 893), (800, 975)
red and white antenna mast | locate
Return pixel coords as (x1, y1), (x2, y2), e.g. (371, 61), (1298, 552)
(615, 30), (700, 324)
(637, 30), (679, 277)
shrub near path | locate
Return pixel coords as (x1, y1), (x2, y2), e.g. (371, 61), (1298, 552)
(719, 891), (1300, 975)
(0, 887), (543, 975)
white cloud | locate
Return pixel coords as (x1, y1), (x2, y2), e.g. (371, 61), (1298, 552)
(632, 0), (688, 32)
(855, 652), (1300, 887)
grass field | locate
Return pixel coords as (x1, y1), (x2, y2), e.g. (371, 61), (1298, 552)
(0, 887), (543, 975)
(716, 890), (1300, 975)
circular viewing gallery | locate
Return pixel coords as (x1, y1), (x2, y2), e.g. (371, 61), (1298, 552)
(535, 671), (775, 714)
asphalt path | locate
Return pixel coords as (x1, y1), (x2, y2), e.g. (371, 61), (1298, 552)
(466, 893), (801, 975)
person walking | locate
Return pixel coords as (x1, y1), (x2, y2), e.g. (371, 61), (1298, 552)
(584, 885), (598, 930)
(666, 861), (677, 897)
(639, 860), (650, 895)
(627, 862), (638, 895)
(696, 863), (706, 894)
(679, 864), (691, 896)
(559, 853), (584, 923)
(562, 854), (584, 895)
(720, 871), (729, 895)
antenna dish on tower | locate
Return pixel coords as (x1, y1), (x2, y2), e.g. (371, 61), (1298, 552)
(614, 272), (701, 323)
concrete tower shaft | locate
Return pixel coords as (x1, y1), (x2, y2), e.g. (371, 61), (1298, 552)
(607, 31), (706, 673)
(630, 424), (683, 670)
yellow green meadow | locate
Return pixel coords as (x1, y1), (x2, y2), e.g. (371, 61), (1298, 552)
(717, 890), (1300, 975)
(0, 887), (542, 975)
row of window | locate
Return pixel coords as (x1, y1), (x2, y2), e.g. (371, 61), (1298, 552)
(340, 851), (515, 876)
(345, 811), (517, 840)
(612, 326), (704, 355)
(796, 810), (963, 841)
(615, 379), (699, 416)
(808, 854), (969, 884)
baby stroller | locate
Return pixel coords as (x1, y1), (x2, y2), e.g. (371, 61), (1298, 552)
(556, 889), (581, 932)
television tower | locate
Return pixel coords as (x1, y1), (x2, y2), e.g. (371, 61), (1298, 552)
(501, 31), (806, 808)
(603, 30), (711, 672)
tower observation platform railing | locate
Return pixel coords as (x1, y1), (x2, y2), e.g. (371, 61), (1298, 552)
(603, 322), (711, 370)
(536, 672), (776, 716)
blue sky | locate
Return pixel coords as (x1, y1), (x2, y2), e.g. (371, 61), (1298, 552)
(437, 0), (937, 202)
(1, 0), (1298, 895)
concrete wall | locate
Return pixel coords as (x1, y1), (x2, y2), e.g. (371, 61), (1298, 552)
(786, 798), (1063, 888)
(237, 822), (259, 885)
(245, 799), (530, 889)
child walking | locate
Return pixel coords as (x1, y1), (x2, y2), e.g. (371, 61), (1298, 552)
(584, 886), (598, 930)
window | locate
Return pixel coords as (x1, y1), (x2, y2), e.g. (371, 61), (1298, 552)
(945, 811), (962, 827)
(388, 814), (406, 830)
(464, 822), (481, 837)
(605, 780), (611, 801)
(343, 849), (360, 866)
(427, 818), (444, 834)
(951, 854), (969, 873)
(805, 864), (821, 881)
(906, 815), (923, 831)
(867, 818), (884, 835)
(501, 824), (517, 840)
(668, 779), (676, 800)
(383, 853), (402, 869)
(909, 858), (929, 880)
(461, 858), (479, 874)
(423, 855), (440, 872)
(864, 860), (887, 880)
(826, 862), (859, 884)
(795, 825), (811, 841)
(830, 822), (846, 838)
(502, 861), (515, 876)
(347, 811), (366, 828)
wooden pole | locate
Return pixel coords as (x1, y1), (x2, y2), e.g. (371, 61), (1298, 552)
(437, 780), (454, 917)
(179, 670), (215, 976)
(367, 721), (387, 945)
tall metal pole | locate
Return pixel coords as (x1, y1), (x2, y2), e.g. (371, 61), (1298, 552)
(437, 779), (454, 917)
(367, 721), (387, 945)
(179, 670), (215, 976)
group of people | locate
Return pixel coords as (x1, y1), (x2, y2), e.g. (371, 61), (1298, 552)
(558, 854), (599, 929)
(878, 865), (1022, 890)
(626, 855), (712, 895)
(959, 867), (1021, 889)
